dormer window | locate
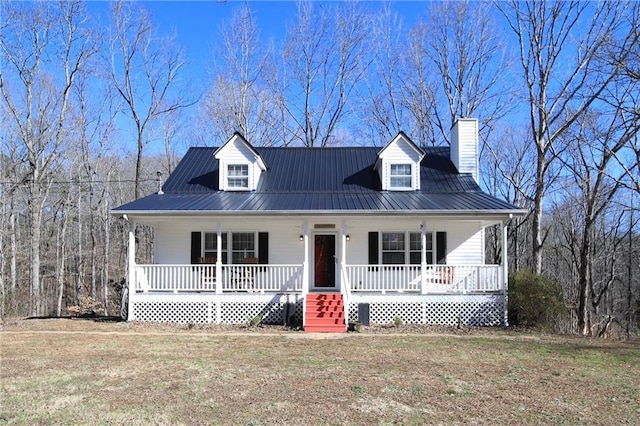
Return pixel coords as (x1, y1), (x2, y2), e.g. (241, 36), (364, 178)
(375, 132), (424, 191)
(215, 133), (267, 191)
(390, 164), (412, 189)
(227, 164), (249, 189)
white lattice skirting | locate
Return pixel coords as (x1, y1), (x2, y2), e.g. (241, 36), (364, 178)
(347, 294), (505, 326)
(129, 293), (304, 325)
(129, 293), (505, 326)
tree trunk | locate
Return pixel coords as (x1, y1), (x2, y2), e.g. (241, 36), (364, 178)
(531, 149), (545, 274)
(76, 180), (84, 305)
(56, 204), (68, 317)
(103, 212), (110, 316)
(29, 183), (43, 317)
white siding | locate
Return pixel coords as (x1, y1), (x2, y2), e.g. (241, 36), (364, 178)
(450, 118), (479, 183)
(155, 222), (192, 264)
(152, 217), (486, 266)
(154, 218), (304, 265)
(447, 224), (484, 264)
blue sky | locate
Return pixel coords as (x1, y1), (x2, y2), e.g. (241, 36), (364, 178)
(134, 1), (431, 85)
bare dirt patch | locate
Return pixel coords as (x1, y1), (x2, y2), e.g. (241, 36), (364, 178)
(1, 318), (639, 425)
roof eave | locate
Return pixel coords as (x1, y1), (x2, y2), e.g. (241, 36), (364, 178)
(110, 208), (529, 218)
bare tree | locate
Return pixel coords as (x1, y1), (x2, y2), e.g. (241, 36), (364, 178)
(200, 4), (279, 146)
(280, 1), (369, 147)
(1, 1), (96, 315)
(360, 4), (406, 142)
(108, 1), (194, 199)
(497, 0), (638, 275)
(409, 1), (511, 146)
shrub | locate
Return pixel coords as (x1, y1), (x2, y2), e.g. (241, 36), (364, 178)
(508, 271), (564, 329)
(393, 316), (403, 327)
(248, 314), (262, 327)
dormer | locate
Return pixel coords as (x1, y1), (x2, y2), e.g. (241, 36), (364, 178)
(374, 131), (425, 191)
(214, 133), (267, 191)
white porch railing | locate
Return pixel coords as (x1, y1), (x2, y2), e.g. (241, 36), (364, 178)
(346, 264), (503, 294)
(134, 264), (501, 294)
(221, 264), (303, 292)
(134, 264), (303, 293)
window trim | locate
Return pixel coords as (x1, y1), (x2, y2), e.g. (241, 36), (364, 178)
(226, 164), (249, 190)
(380, 231), (436, 265)
(389, 163), (413, 189)
(201, 231), (258, 264)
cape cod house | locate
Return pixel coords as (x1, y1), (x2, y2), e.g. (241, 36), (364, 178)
(111, 118), (526, 332)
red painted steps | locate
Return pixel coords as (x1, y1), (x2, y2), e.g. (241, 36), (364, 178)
(305, 293), (346, 333)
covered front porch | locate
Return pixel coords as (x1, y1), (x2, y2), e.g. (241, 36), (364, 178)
(124, 215), (511, 327)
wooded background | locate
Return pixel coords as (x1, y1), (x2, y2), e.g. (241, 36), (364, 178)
(1, 1), (638, 337)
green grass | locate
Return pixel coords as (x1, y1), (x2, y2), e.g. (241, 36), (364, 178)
(1, 319), (639, 425)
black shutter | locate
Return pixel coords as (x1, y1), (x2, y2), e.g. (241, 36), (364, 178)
(258, 232), (269, 264)
(436, 232), (447, 264)
(368, 232), (379, 264)
(191, 232), (201, 264)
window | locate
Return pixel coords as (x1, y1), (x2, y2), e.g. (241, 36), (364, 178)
(204, 232), (228, 263)
(382, 232), (405, 264)
(231, 232), (255, 264)
(389, 164), (412, 189)
(381, 231), (434, 265)
(203, 232), (255, 264)
(227, 164), (249, 189)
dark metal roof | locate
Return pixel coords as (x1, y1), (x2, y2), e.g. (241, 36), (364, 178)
(113, 146), (525, 215)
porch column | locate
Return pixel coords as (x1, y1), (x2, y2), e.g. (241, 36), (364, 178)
(502, 220), (509, 326)
(215, 222), (222, 294)
(127, 220), (136, 320)
(340, 219), (347, 289)
(341, 220), (349, 331)
(302, 221), (309, 295)
(421, 220), (427, 294)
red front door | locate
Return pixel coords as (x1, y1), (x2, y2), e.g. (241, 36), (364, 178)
(314, 234), (336, 288)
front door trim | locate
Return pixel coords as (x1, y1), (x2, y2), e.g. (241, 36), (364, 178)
(311, 232), (338, 291)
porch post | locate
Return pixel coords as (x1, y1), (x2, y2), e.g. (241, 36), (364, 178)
(127, 220), (136, 320)
(341, 219), (349, 331)
(421, 220), (427, 294)
(502, 220), (509, 326)
(340, 219), (347, 286)
(302, 221), (309, 295)
(215, 222), (222, 294)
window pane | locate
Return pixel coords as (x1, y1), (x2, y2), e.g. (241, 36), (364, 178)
(425, 233), (433, 251)
(228, 165), (248, 188)
(390, 164), (411, 175)
(382, 252), (405, 264)
(232, 232), (255, 263)
(382, 232), (405, 264)
(409, 252), (421, 265)
(204, 232), (215, 251)
(382, 232), (404, 250)
(390, 176), (411, 188)
(389, 164), (412, 188)
(409, 233), (421, 251)
(228, 164), (248, 176)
